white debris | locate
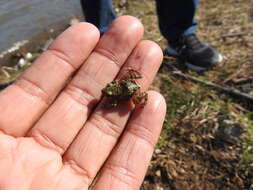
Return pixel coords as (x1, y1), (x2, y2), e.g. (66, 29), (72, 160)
(70, 18), (80, 26)
(155, 149), (162, 154)
(18, 58), (27, 68)
(25, 52), (33, 60)
(115, 8), (120, 13)
(0, 40), (28, 59)
(42, 39), (54, 51)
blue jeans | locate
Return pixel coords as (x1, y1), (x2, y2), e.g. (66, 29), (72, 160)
(81, 0), (198, 41)
(80, 0), (116, 34)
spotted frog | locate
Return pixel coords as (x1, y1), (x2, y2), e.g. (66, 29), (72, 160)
(102, 68), (148, 108)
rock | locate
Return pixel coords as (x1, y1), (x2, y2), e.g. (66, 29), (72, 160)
(155, 149), (162, 154)
(155, 170), (161, 177)
(25, 52), (33, 60)
(70, 18), (80, 26)
(18, 58), (27, 68)
(215, 118), (244, 144)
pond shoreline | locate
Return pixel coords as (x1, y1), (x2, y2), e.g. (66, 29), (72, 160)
(0, 17), (81, 66)
(0, 0), (83, 66)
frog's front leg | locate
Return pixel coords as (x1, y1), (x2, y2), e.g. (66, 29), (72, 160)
(133, 91), (148, 107)
(123, 67), (142, 80)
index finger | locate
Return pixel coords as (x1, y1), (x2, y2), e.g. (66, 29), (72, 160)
(0, 22), (100, 136)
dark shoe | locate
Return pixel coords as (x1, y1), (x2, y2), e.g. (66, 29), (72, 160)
(164, 34), (223, 71)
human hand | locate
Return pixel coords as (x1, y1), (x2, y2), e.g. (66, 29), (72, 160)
(0, 16), (166, 190)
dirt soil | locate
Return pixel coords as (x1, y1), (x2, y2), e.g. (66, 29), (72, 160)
(114, 0), (253, 189)
(1, 0), (253, 189)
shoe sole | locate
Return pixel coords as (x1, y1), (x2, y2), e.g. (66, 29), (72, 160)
(185, 54), (223, 72)
(164, 47), (223, 71)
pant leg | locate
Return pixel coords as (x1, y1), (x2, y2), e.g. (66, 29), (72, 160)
(80, 0), (116, 34)
(155, 0), (198, 42)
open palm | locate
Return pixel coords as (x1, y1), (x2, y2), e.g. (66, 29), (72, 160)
(0, 16), (166, 190)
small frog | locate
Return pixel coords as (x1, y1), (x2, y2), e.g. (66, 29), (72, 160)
(102, 68), (148, 108)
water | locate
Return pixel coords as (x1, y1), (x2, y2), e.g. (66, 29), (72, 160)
(0, 0), (83, 54)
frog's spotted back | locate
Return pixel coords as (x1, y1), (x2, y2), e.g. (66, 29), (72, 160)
(102, 68), (148, 108)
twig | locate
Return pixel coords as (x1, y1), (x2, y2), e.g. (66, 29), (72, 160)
(1, 66), (18, 72)
(221, 32), (248, 39)
(223, 64), (247, 84)
(0, 68), (10, 78)
(172, 71), (253, 102)
(232, 77), (253, 85)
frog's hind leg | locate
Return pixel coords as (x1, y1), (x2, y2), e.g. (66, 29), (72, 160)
(133, 91), (148, 108)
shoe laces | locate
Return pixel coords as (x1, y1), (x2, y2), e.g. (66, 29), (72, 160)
(170, 34), (204, 55)
(182, 34), (204, 50)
